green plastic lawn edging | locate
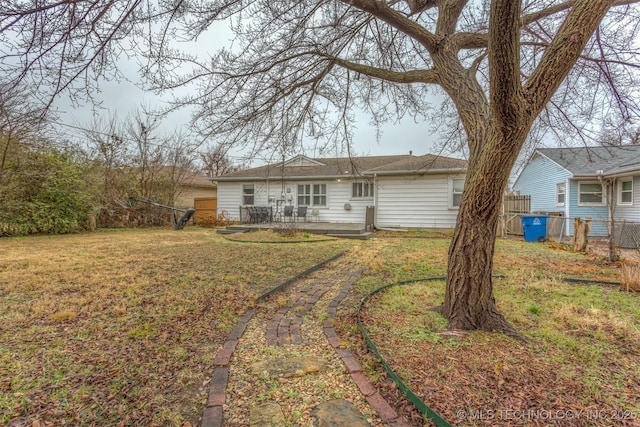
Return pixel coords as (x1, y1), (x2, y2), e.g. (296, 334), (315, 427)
(357, 277), (452, 427)
(356, 274), (625, 427)
(255, 251), (346, 302)
(561, 277), (621, 286)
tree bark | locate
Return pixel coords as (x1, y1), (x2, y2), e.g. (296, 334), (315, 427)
(438, 0), (618, 335)
(443, 127), (529, 336)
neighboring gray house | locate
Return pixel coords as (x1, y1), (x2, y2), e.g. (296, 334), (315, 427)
(213, 153), (468, 229)
(513, 145), (640, 237)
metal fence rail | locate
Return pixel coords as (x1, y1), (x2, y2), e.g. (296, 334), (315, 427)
(502, 212), (640, 250)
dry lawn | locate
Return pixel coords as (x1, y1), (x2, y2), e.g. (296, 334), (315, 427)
(337, 235), (640, 427)
(223, 229), (337, 243)
(0, 228), (350, 426)
(3, 228), (639, 427)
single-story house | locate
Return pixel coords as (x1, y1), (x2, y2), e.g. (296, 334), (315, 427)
(213, 153), (468, 229)
(512, 145), (640, 237)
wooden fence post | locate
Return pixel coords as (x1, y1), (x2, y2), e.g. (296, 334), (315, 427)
(573, 217), (591, 252)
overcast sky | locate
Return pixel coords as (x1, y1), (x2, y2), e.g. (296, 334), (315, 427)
(52, 72), (445, 165)
(49, 18), (451, 167)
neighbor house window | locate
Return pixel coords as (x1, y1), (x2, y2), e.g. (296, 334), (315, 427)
(619, 179), (633, 205)
(578, 182), (604, 205)
(450, 177), (465, 208)
(242, 184), (255, 205)
(297, 184), (311, 206)
(556, 182), (566, 206)
(313, 184), (327, 206)
(352, 182), (374, 199)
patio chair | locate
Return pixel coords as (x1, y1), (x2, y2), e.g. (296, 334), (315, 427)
(283, 205), (294, 221)
(296, 206), (308, 222)
(246, 206), (258, 223)
(310, 208), (320, 222)
(258, 206), (271, 223)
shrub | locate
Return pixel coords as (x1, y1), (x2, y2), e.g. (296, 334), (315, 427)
(197, 211), (235, 228)
(0, 148), (99, 235)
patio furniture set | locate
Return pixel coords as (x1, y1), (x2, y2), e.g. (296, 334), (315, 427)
(245, 205), (315, 224)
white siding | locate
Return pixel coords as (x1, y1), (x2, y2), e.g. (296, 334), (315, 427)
(325, 180), (372, 223)
(216, 181), (271, 220)
(288, 180), (371, 223)
(375, 175), (460, 229)
(217, 180), (370, 223)
(218, 175), (463, 228)
(216, 182), (243, 220)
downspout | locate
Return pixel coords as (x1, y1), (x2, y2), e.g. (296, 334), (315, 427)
(565, 177), (570, 239)
(606, 175), (616, 261)
(373, 173), (378, 228)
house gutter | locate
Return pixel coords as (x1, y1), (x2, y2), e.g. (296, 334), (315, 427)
(362, 168), (467, 177)
(602, 169), (640, 179)
(214, 174), (365, 182)
(572, 166), (640, 180)
(213, 168), (467, 182)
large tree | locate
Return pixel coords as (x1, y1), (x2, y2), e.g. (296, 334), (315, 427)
(2, 1), (639, 333)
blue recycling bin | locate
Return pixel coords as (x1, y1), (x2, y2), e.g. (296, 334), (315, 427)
(520, 215), (549, 242)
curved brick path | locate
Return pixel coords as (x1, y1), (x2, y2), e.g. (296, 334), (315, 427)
(200, 258), (411, 427)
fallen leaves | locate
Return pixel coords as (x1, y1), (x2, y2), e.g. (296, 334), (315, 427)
(336, 236), (640, 427)
(0, 228), (349, 425)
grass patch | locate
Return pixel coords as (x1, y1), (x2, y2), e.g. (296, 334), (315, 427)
(340, 237), (640, 425)
(0, 227), (351, 425)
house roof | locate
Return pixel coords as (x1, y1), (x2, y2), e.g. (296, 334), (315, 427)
(367, 154), (468, 174)
(537, 145), (640, 177)
(157, 167), (217, 188)
(214, 154), (467, 181)
(178, 170), (218, 188)
(124, 166), (217, 188)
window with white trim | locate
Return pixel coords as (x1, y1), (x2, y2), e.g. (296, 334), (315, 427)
(242, 184), (255, 205)
(297, 183), (327, 207)
(578, 182), (604, 205)
(618, 179), (633, 205)
(297, 184), (311, 206)
(450, 177), (465, 208)
(313, 184), (327, 206)
(556, 182), (566, 206)
(352, 182), (374, 199)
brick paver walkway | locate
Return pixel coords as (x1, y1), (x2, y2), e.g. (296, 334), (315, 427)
(200, 257), (411, 427)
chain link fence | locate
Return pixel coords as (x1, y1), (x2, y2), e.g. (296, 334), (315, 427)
(502, 209), (640, 250)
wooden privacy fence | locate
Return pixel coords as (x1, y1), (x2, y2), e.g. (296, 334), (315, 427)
(194, 197), (217, 224)
(499, 195), (530, 237)
(499, 193), (640, 248)
(499, 194), (567, 238)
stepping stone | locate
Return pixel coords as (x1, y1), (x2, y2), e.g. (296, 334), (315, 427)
(250, 402), (286, 426)
(252, 356), (326, 378)
(312, 399), (371, 426)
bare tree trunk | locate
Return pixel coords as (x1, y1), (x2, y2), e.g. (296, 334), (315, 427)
(444, 203), (513, 332)
(442, 130), (526, 336)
